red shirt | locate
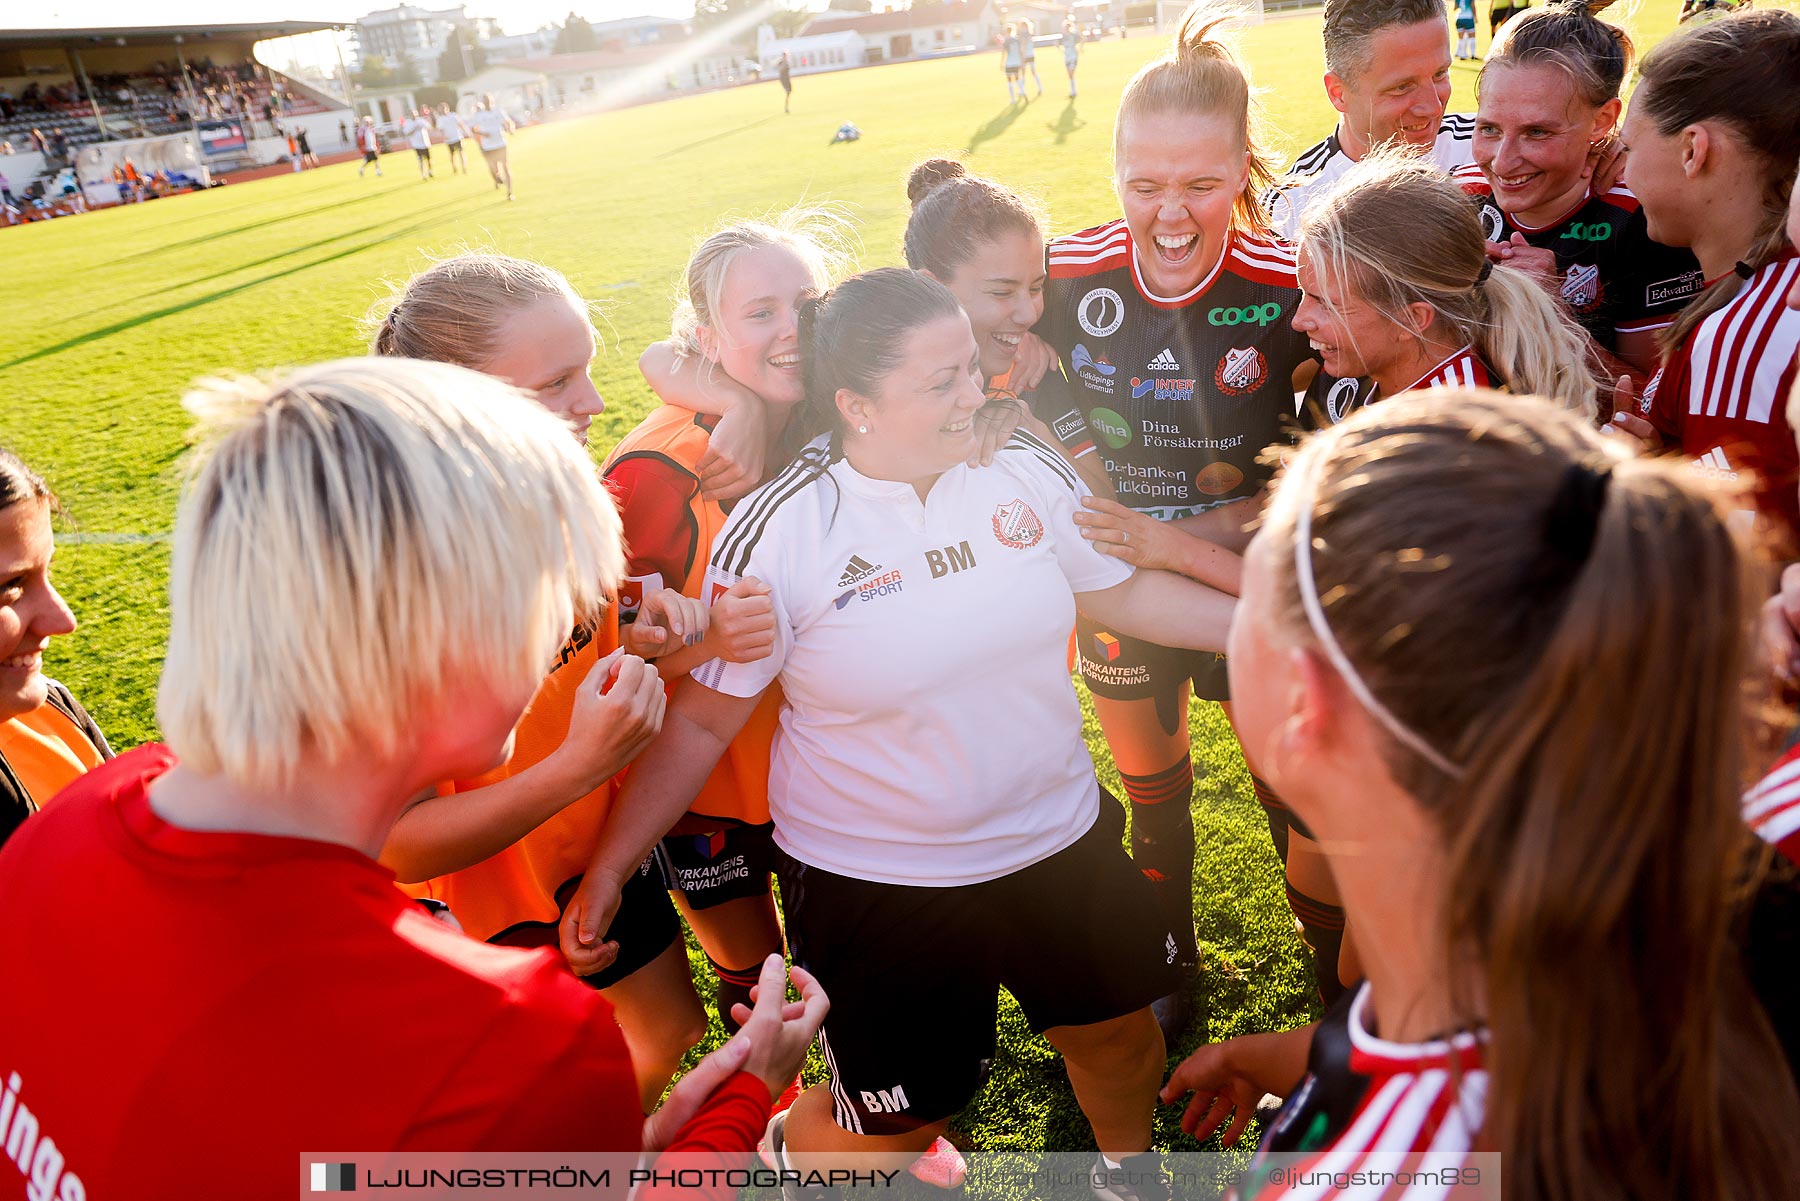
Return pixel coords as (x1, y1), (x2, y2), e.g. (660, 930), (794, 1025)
(1642, 254), (1800, 538)
(0, 746), (769, 1201)
(1747, 742), (1800, 869)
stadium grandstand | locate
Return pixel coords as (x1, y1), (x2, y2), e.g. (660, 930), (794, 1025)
(0, 22), (352, 213)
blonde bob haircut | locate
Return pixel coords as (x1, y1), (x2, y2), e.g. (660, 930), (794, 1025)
(159, 357), (624, 793)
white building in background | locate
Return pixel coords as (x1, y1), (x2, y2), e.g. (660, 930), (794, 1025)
(800, 0), (1001, 62)
(353, 4), (500, 83)
(590, 14), (689, 47)
(512, 42), (748, 110)
(755, 24), (867, 75)
(481, 25), (558, 61)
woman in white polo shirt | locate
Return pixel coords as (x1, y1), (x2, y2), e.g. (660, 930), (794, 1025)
(566, 268), (1236, 1184)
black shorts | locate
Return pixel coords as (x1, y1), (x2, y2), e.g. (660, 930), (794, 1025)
(657, 821), (776, 910)
(775, 811), (1178, 1135)
(1076, 613), (1230, 711)
(361, 150), (379, 164)
(414, 146), (431, 161)
(487, 854), (679, 990)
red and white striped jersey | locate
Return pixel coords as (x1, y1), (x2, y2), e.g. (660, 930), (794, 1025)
(1403, 345), (1492, 392)
(1641, 253), (1800, 537)
(1746, 742), (1800, 869)
(1299, 346), (1496, 430)
(1240, 984), (1489, 1200)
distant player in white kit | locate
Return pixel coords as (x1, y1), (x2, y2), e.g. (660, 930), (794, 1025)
(1062, 16), (1081, 97)
(469, 95), (515, 201)
(435, 103), (468, 175)
(403, 107), (433, 180)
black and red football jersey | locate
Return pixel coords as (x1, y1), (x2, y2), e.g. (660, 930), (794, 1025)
(1453, 166), (1703, 350)
(1037, 220), (1314, 518)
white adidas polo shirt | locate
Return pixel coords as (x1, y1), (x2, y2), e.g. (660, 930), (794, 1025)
(695, 432), (1131, 887)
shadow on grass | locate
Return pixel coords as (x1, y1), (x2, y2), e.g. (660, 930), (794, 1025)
(1047, 100), (1086, 145)
(114, 185), (399, 263)
(0, 196), (493, 372)
(965, 99), (1029, 154)
(80, 195), (483, 321)
(654, 114), (780, 160)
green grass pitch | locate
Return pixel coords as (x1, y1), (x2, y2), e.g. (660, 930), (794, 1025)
(0, 2), (1696, 1162)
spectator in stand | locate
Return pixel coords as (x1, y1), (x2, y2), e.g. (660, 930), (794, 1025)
(28, 128), (46, 156)
(54, 165), (84, 213)
(49, 129), (68, 162)
(1, 142), (12, 155)
(0, 87), (12, 120)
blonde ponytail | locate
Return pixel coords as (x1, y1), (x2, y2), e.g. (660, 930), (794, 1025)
(1299, 150), (1597, 415)
(1478, 265), (1598, 420)
(1114, 2), (1276, 238)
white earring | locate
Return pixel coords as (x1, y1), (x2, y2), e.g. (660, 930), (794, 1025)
(857, 424), (869, 434)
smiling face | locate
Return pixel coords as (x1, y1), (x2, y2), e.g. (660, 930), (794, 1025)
(1618, 102), (1693, 249)
(1293, 244), (1417, 385)
(699, 243), (817, 409)
(0, 498), (77, 721)
(1115, 109), (1247, 298)
(1331, 19), (1454, 157)
(482, 292), (605, 444)
(1475, 62), (1615, 227)
(845, 313), (986, 485)
(934, 229), (1046, 379)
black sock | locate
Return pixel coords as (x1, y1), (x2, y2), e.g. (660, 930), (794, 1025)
(707, 956), (761, 1034)
(1286, 881), (1348, 1007)
(1124, 761), (1197, 967)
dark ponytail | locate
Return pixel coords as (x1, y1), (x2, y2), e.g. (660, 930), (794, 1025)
(0, 447), (52, 516)
(795, 268), (966, 448)
(902, 158), (1046, 282)
(1638, 10), (1800, 355)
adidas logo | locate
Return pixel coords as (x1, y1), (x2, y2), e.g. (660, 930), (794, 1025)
(1693, 447), (1741, 482)
(837, 555), (881, 587)
(1147, 347), (1180, 371)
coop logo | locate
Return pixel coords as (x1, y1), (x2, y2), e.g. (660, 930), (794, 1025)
(1214, 346), (1268, 396)
(1207, 302), (1284, 327)
(311, 1163), (357, 1192)
(1088, 407), (1132, 449)
(1478, 203), (1506, 241)
(1077, 287), (1125, 337)
(1645, 270), (1703, 308)
(1562, 221), (1612, 242)
(1560, 263), (1602, 312)
(991, 498), (1046, 548)
(1325, 376), (1362, 424)
(1130, 377), (1197, 402)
